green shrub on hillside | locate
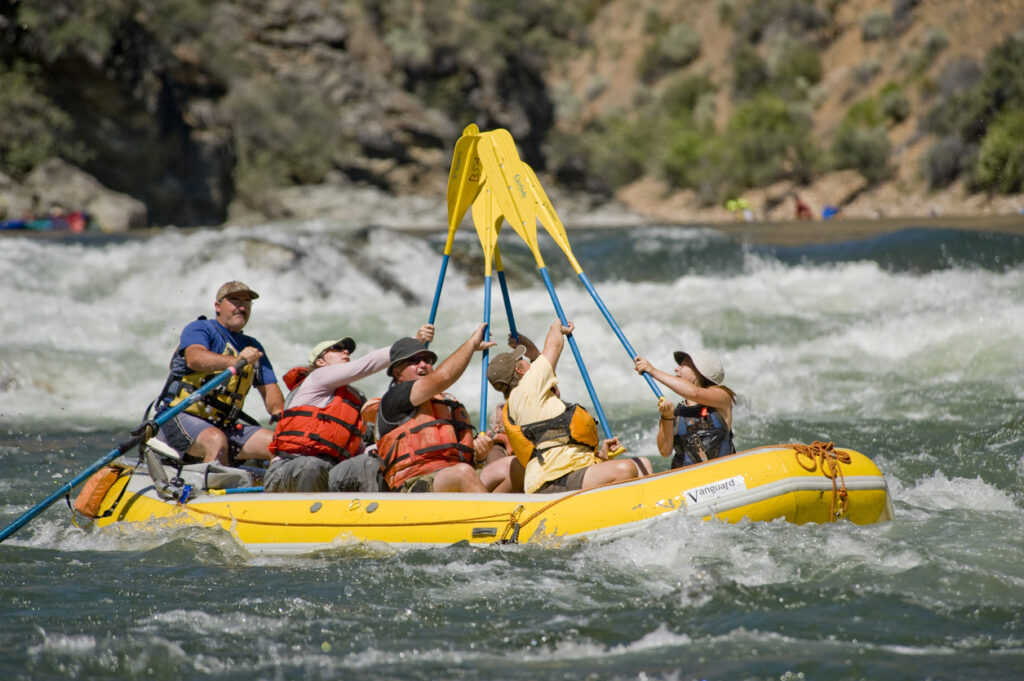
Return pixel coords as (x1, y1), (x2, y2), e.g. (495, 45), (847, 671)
(15, 1), (125, 63)
(224, 78), (356, 194)
(721, 93), (818, 189)
(729, 0), (832, 43)
(921, 135), (973, 190)
(972, 110), (1024, 194)
(830, 124), (892, 185)
(731, 44), (769, 98)
(860, 10), (894, 42)
(880, 83), (910, 123)
(0, 62), (89, 178)
(637, 22), (702, 83)
(775, 41), (823, 84)
(661, 73), (716, 118)
(937, 33), (1024, 143)
(558, 115), (656, 193)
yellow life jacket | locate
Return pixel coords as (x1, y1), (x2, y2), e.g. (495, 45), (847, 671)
(501, 401), (600, 468)
(167, 342), (256, 427)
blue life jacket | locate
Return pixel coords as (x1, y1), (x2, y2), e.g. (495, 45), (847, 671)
(671, 404), (734, 469)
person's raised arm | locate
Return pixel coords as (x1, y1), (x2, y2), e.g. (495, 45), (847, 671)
(634, 356), (732, 414)
(408, 323), (495, 406)
(541, 320), (574, 371)
(512, 332), (540, 361)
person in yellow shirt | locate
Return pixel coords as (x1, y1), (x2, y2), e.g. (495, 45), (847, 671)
(487, 320), (651, 494)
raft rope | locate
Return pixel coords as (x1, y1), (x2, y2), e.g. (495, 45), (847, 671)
(792, 440), (851, 521)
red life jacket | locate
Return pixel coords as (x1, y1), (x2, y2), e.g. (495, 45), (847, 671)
(269, 366), (366, 461)
(377, 393), (475, 489)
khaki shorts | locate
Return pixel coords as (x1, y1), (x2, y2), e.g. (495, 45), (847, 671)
(535, 466), (587, 494)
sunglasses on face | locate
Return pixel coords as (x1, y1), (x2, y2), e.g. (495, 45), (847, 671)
(404, 354), (435, 366)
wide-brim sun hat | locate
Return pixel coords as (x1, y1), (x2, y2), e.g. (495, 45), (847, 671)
(308, 337), (356, 364)
(387, 337), (437, 376)
(486, 345), (527, 392)
(673, 349), (725, 385)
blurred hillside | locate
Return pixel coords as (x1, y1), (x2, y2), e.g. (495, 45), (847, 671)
(1, 0), (1023, 227)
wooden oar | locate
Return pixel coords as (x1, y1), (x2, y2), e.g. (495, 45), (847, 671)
(522, 162), (664, 401)
(427, 124), (484, 339)
(0, 358), (248, 543)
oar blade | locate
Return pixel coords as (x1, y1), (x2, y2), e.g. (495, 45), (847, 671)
(522, 163), (582, 273)
(476, 130), (540, 259)
(471, 185), (501, 276)
(446, 126), (484, 243)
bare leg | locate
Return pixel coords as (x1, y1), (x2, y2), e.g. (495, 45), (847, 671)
(432, 463), (488, 493)
(188, 427), (229, 464)
(480, 456), (525, 493)
(580, 457), (650, 490)
(236, 428), (274, 462)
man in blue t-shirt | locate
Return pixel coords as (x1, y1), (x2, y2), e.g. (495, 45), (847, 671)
(156, 280), (284, 465)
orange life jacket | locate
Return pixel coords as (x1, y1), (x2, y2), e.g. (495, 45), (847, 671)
(502, 401), (600, 468)
(376, 393), (475, 489)
(269, 366), (366, 461)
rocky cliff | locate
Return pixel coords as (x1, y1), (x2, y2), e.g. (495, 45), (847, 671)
(1, 0), (1022, 229)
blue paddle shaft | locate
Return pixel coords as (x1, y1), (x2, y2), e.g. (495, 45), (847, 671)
(0, 358), (248, 543)
(497, 270), (518, 342)
(479, 275), (492, 432)
(426, 254), (451, 346)
(539, 268), (613, 440)
(577, 272), (663, 399)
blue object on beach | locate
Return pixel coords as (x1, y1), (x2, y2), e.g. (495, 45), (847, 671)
(822, 205), (839, 220)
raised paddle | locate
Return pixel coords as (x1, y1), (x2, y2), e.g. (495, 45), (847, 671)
(0, 358), (249, 543)
(470, 179), (522, 343)
(471, 183), (501, 431)
(522, 162), (665, 401)
(427, 124), (484, 339)
(476, 130), (618, 446)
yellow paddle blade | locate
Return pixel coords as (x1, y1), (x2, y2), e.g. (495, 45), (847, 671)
(471, 183), (502, 277)
(476, 129), (543, 266)
(522, 162), (583, 274)
(445, 126), (484, 250)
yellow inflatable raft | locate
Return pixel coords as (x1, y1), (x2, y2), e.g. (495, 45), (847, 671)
(80, 442), (893, 555)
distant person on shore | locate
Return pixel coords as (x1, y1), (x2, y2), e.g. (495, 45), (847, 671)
(634, 350), (736, 469)
(488, 321), (650, 494)
(374, 325), (503, 493)
(263, 324), (434, 493)
(794, 194), (813, 220)
(154, 281), (283, 465)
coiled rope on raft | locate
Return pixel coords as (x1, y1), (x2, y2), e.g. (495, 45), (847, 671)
(793, 440), (851, 521)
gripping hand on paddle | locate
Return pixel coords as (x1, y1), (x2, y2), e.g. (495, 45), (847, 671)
(239, 346), (263, 366)
(415, 323), (435, 344)
(596, 437), (622, 461)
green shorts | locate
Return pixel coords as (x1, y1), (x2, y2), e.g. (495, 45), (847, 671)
(398, 471), (440, 493)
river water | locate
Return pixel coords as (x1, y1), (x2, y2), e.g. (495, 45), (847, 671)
(1, 218), (1023, 680)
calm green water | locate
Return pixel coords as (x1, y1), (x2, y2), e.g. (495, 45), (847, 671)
(2, 221), (1023, 680)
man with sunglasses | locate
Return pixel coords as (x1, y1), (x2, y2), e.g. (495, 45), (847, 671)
(155, 280), (283, 466)
(264, 324), (434, 493)
(374, 324), (497, 493)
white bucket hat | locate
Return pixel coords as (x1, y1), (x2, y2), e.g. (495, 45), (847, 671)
(673, 350), (725, 385)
